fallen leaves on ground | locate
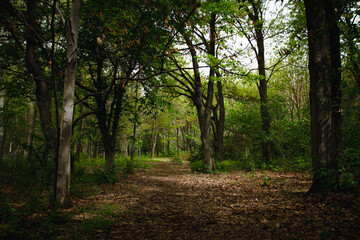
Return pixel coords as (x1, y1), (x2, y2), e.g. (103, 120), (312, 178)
(2, 161), (360, 239)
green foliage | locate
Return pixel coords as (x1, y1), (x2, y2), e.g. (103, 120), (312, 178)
(215, 160), (234, 172)
(171, 156), (183, 165)
(117, 157), (137, 177)
(73, 156), (148, 186)
(190, 160), (210, 173)
(0, 147), (54, 190)
(315, 166), (359, 193)
(0, 200), (21, 239)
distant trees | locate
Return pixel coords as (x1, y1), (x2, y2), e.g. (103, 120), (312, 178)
(0, 0), (359, 196)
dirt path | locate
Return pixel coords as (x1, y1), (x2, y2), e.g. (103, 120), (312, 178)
(78, 160), (360, 240)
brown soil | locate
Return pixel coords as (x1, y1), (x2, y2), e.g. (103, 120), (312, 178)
(77, 160), (360, 240)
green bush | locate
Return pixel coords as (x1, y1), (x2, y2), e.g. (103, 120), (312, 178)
(171, 156), (183, 165)
(190, 160), (210, 173)
(216, 160), (234, 172)
(117, 157), (135, 177)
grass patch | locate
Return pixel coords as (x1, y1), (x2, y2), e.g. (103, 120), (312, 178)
(74, 216), (114, 236)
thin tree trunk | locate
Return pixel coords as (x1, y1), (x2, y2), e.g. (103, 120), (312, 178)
(243, 0), (271, 164)
(56, 0), (81, 205)
(151, 117), (159, 158)
(130, 83), (139, 161)
(76, 104), (84, 156)
(255, 11), (271, 164)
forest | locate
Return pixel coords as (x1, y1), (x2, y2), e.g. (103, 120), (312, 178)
(0, 0), (359, 239)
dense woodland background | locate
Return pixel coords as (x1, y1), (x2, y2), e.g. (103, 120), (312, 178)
(0, 0), (360, 238)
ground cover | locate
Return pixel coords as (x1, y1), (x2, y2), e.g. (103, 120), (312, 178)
(1, 159), (359, 239)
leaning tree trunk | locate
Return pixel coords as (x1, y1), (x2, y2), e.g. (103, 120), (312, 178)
(25, 0), (56, 158)
(56, 0), (81, 205)
(304, 0), (342, 193)
(151, 117), (159, 159)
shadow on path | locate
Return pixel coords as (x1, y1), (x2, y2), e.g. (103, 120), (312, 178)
(81, 160), (359, 240)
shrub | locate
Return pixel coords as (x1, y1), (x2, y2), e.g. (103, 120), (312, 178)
(216, 160), (234, 172)
(190, 160), (210, 173)
(171, 156), (183, 165)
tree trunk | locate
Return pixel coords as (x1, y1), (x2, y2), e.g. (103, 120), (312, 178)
(151, 117), (159, 158)
(25, 0), (56, 158)
(254, 3), (271, 164)
(105, 145), (116, 171)
(212, 75), (225, 161)
(184, 32), (215, 172)
(75, 105), (84, 156)
(120, 134), (128, 157)
(344, 15), (360, 93)
(130, 83), (139, 161)
(0, 90), (5, 164)
(56, 0), (81, 205)
(24, 102), (37, 159)
(304, 0), (342, 193)
(242, 0), (271, 164)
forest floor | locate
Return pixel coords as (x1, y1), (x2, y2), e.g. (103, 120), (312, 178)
(1, 159), (360, 239)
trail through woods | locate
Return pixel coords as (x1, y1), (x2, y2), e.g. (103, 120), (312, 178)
(1, 159), (359, 239)
(76, 160), (359, 239)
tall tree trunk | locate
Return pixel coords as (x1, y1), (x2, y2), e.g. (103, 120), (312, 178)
(25, 0), (56, 158)
(184, 32), (215, 172)
(151, 116), (159, 159)
(304, 0), (343, 193)
(130, 83), (139, 161)
(253, 1), (271, 164)
(56, 0), (81, 205)
(208, 10), (225, 162)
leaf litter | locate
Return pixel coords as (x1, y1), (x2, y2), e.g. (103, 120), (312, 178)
(2, 160), (360, 239)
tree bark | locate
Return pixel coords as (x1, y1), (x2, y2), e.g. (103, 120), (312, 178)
(212, 73), (225, 160)
(25, 0), (56, 158)
(183, 32), (215, 172)
(249, 0), (271, 164)
(151, 116), (159, 158)
(120, 134), (128, 157)
(130, 83), (139, 161)
(304, 0), (343, 193)
(56, 0), (81, 205)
